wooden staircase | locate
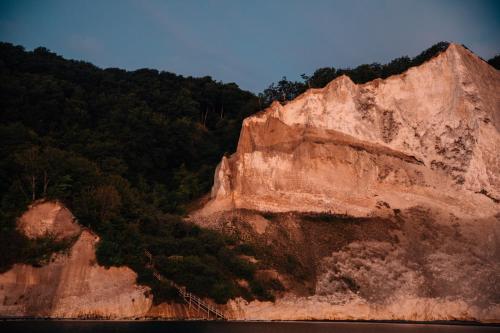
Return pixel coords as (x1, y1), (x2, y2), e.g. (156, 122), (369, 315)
(145, 250), (226, 320)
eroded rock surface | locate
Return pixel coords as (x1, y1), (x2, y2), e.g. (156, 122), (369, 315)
(0, 202), (152, 318)
(199, 44), (499, 218)
(198, 208), (500, 322)
(17, 201), (80, 240)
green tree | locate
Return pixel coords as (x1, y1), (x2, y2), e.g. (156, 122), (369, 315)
(488, 54), (500, 69)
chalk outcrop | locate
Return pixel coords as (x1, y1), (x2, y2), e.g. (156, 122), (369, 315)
(0, 201), (152, 318)
(200, 44), (499, 218)
(17, 201), (80, 240)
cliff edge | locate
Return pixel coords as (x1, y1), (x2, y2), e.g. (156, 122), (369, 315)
(199, 44), (499, 218)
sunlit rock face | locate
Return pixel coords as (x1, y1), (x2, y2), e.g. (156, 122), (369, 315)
(201, 44), (499, 218)
(0, 201), (152, 319)
(196, 44), (500, 322)
(17, 201), (80, 240)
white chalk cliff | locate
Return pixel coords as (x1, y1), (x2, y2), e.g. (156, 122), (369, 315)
(195, 44), (500, 322)
(202, 44), (499, 218)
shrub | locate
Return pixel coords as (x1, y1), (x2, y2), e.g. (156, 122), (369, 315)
(249, 279), (275, 302)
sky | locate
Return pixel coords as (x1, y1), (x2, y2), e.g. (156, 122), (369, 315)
(0, 0), (499, 92)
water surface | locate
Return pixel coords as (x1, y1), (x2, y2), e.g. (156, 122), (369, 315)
(1, 320), (499, 333)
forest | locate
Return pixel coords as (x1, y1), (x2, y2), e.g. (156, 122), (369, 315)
(0, 41), (498, 304)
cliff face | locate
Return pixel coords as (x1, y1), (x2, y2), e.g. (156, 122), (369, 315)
(201, 44), (499, 218)
(0, 202), (152, 319)
(195, 44), (500, 322)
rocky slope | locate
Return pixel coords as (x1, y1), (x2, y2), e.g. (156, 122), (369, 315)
(0, 201), (152, 318)
(194, 44), (500, 322)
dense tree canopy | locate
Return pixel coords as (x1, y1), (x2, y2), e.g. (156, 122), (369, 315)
(0, 42), (269, 303)
(0, 43), (260, 213)
(488, 54), (500, 70)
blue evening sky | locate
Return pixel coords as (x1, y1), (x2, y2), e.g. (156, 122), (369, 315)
(0, 0), (498, 92)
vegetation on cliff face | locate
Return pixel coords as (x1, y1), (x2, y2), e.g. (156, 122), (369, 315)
(0, 41), (498, 304)
(0, 229), (78, 273)
(488, 54), (500, 70)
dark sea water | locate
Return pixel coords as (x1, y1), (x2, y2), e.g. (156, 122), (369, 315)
(1, 321), (499, 333)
